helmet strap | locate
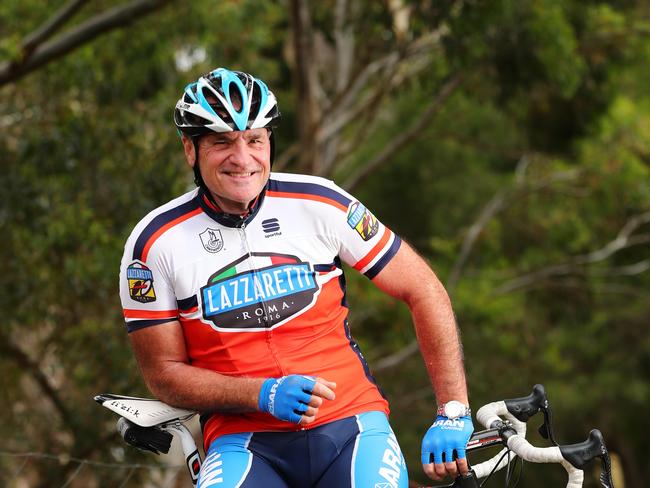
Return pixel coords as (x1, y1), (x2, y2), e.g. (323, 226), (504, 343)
(191, 137), (221, 208)
(269, 130), (276, 166)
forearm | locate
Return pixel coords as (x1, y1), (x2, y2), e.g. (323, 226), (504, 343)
(128, 323), (264, 413)
(407, 276), (468, 404)
(371, 242), (468, 405)
(141, 359), (265, 413)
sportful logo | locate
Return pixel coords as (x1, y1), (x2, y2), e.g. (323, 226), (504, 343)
(262, 218), (281, 237)
(199, 228), (224, 253)
(200, 253), (318, 330)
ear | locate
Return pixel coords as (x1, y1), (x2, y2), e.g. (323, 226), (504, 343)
(181, 136), (196, 168)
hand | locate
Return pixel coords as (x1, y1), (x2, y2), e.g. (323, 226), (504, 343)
(421, 415), (474, 480)
(258, 375), (336, 425)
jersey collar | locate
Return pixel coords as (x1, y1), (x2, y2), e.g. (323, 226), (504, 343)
(197, 184), (267, 228)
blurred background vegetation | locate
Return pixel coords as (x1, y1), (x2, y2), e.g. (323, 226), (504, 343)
(1, 1), (648, 487)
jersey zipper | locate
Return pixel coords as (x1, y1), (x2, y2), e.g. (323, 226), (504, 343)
(236, 219), (284, 375)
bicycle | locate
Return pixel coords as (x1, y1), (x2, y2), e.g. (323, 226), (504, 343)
(94, 384), (615, 487)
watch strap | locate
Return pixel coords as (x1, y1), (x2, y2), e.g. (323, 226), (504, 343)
(437, 401), (471, 418)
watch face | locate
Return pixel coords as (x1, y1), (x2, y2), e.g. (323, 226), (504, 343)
(444, 401), (464, 419)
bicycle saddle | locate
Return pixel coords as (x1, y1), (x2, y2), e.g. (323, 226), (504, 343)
(94, 393), (196, 427)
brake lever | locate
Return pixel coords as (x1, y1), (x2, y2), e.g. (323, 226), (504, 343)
(503, 384), (559, 446)
(559, 429), (615, 488)
(538, 404), (558, 446)
(598, 439), (615, 488)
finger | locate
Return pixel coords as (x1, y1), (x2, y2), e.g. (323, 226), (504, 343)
(306, 395), (323, 408)
(444, 460), (458, 478)
(299, 414), (316, 426)
(314, 377), (337, 390)
(433, 462), (448, 479)
(300, 405), (317, 418)
(422, 463), (442, 481)
(456, 457), (469, 476)
(298, 405), (321, 425)
(297, 390), (314, 405)
(311, 381), (336, 401)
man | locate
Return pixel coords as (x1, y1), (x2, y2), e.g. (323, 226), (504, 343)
(119, 67), (473, 487)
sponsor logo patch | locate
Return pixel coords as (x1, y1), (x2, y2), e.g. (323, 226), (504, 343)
(199, 228), (224, 253)
(376, 431), (404, 488)
(262, 218), (281, 238)
(200, 253), (318, 330)
(126, 261), (156, 303)
(347, 201), (379, 241)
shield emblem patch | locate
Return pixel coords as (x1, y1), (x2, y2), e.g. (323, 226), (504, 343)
(199, 228), (224, 253)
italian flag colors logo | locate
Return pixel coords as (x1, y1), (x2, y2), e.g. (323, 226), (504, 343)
(200, 253), (318, 331)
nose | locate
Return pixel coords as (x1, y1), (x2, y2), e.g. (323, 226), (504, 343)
(226, 138), (251, 166)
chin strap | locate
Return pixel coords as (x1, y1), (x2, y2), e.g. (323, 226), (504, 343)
(191, 137), (224, 212)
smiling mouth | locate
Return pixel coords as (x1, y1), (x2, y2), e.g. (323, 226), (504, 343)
(225, 171), (255, 177)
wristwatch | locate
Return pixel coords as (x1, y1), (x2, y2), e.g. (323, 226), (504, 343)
(437, 400), (471, 420)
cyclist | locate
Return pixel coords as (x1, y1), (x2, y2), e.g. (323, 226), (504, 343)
(119, 67), (473, 487)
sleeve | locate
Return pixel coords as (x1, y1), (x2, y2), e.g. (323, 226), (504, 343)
(324, 180), (402, 279)
(119, 222), (180, 333)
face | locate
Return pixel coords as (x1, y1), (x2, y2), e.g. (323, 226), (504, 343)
(183, 129), (271, 214)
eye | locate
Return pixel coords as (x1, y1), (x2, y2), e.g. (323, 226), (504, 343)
(202, 136), (228, 148)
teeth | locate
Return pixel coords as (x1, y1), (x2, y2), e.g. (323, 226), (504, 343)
(228, 172), (253, 177)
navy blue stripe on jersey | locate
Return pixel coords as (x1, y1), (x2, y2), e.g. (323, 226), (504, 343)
(126, 318), (177, 333)
(132, 198), (202, 261)
(365, 235), (402, 279)
(343, 318), (386, 399)
(334, 256), (348, 308)
(177, 295), (198, 311)
(268, 179), (352, 207)
(313, 262), (338, 272)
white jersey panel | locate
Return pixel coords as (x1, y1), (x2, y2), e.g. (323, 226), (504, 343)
(119, 173), (402, 331)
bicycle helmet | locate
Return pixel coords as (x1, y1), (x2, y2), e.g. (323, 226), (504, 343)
(174, 68), (281, 190)
(174, 67), (280, 136)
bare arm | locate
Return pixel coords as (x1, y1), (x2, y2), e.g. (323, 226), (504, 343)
(129, 321), (335, 422)
(372, 241), (470, 480)
(371, 241), (468, 404)
(129, 321), (264, 412)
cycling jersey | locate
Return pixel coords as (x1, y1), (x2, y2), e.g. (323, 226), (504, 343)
(119, 172), (402, 450)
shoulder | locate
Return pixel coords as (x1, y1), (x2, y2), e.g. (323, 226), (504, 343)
(124, 188), (200, 261)
(267, 172), (353, 212)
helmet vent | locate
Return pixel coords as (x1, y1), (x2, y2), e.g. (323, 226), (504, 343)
(249, 82), (261, 122)
(183, 112), (212, 127)
(228, 84), (243, 113)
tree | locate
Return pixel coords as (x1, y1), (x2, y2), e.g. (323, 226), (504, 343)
(1, 1), (648, 486)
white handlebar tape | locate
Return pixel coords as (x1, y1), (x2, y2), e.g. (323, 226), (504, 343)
(472, 401), (584, 488)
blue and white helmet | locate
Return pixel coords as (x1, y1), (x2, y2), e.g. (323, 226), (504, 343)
(174, 67), (280, 138)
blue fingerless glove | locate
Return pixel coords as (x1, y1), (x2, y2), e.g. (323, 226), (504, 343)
(258, 375), (317, 424)
(421, 415), (474, 465)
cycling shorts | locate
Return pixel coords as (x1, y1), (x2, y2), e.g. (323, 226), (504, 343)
(197, 411), (408, 488)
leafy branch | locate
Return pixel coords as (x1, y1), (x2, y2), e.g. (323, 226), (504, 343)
(0, 0), (171, 86)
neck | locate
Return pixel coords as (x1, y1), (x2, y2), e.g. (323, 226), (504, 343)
(201, 189), (262, 217)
